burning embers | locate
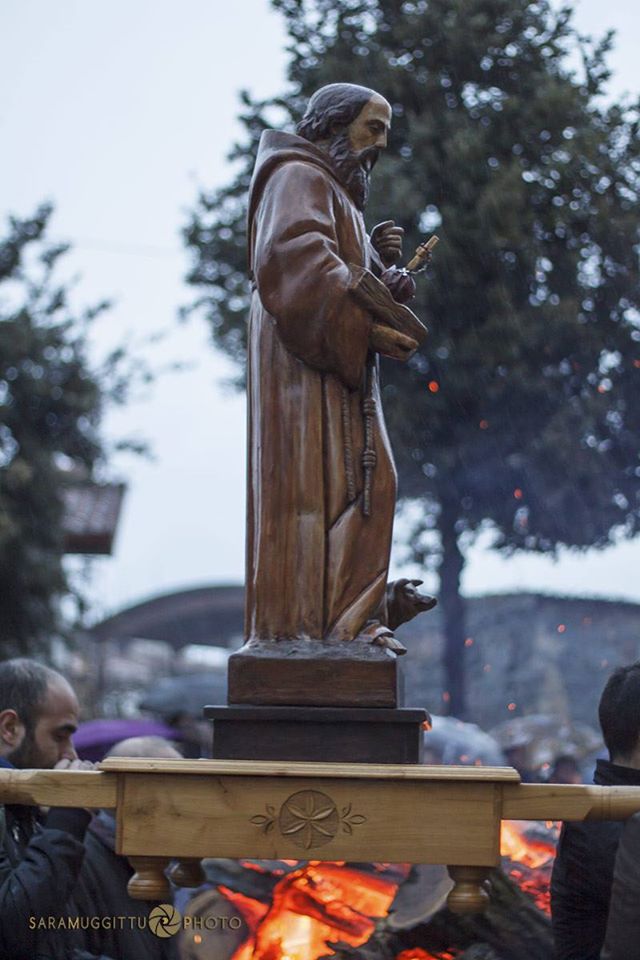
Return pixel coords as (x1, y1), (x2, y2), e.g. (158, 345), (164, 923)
(221, 862), (406, 960)
(396, 951), (456, 959)
(199, 822), (557, 960)
(500, 820), (559, 914)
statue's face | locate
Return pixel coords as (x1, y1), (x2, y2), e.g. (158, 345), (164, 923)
(347, 94), (392, 159)
(325, 93), (392, 211)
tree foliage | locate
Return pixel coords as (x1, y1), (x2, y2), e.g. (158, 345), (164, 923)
(183, 0), (640, 716)
(0, 205), (138, 656)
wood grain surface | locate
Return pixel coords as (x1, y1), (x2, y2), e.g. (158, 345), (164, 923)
(0, 769), (117, 808)
(115, 772), (503, 865)
(100, 758), (520, 780)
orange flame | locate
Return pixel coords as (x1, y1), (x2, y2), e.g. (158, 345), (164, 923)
(216, 822), (557, 959)
(500, 820), (559, 914)
(223, 861), (405, 960)
(396, 951), (456, 959)
(500, 821), (557, 868)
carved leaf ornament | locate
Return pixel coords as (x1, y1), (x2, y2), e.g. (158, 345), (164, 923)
(250, 790), (367, 849)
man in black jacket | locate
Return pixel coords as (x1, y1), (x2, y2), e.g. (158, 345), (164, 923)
(601, 810), (640, 959)
(0, 657), (113, 960)
(551, 661), (640, 960)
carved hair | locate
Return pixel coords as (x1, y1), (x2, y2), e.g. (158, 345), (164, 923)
(297, 83), (376, 143)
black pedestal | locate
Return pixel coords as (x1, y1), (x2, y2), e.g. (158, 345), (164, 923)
(205, 705), (429, 764)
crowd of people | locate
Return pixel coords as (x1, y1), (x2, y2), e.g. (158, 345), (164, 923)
(3, 655), (640, 959)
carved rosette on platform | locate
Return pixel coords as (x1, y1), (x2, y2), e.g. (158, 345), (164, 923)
(249, 790), (367, 850)
(208, 83), (437, 765)
(94, 758), (524, 916)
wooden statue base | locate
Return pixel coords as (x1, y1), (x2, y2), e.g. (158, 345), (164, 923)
(228, 640), (401, 708)
(205, 705), (428, 764)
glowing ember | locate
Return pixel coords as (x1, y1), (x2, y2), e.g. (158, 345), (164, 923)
(500, 820), (559, 914)
(222, 861), (406, 960)
(396, 951), (456, 959)
(220, 885), (269, 929)
(214, 823), (557, 959)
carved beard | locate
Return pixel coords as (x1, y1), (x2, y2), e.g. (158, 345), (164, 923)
(327, 132), (379, 211)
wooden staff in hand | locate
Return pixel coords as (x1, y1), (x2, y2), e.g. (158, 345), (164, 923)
(406, 234), (439, 272)
(349, 233), (439, 515)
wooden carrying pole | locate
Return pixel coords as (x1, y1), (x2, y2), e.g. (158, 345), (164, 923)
(3, 762), (640, 915)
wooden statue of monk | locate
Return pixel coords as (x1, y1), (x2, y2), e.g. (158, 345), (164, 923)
(245, 83), (435, 656)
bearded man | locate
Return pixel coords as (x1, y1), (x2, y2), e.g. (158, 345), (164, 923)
(244, 83), (433, 660)
(0, 658), (112, 960)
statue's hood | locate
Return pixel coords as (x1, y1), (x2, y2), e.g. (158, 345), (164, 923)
(248, 130), (342, 229)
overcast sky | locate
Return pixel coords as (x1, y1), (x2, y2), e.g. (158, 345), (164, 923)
(1, 0), (638, 622)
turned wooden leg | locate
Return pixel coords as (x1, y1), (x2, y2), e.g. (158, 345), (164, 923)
(128, 856), (171, 901)
(446, 865), (491, 914)
(167, 858), (206, 887)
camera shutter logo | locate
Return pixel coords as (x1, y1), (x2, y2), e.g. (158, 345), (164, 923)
(149, 904), (182, 938)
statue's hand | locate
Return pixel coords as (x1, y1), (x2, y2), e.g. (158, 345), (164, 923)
(369, 324), (417, 361)
(381, 267), (416, 304)
(371, 220), (404, 267)
(387, 578), (437, 631)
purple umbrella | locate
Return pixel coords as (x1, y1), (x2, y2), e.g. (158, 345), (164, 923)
(73, 718), (181, 762)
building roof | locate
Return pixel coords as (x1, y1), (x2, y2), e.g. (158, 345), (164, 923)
(90, 584), (244, 649)
(62, 482), (126, 555)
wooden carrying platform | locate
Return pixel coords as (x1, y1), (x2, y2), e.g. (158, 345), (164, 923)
(4, 760), (640, 914)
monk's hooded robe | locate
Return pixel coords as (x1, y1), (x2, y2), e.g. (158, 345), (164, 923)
(246, 129), (397, 645)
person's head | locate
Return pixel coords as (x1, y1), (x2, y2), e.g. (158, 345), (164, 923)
(504, 742), (531, 772)
(105, 736), (181, 760)
(297, 83), (392, 211)
(599, 662), (640, 766)
(548, 754), (582, 784)
(0, 658), (79, 769)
